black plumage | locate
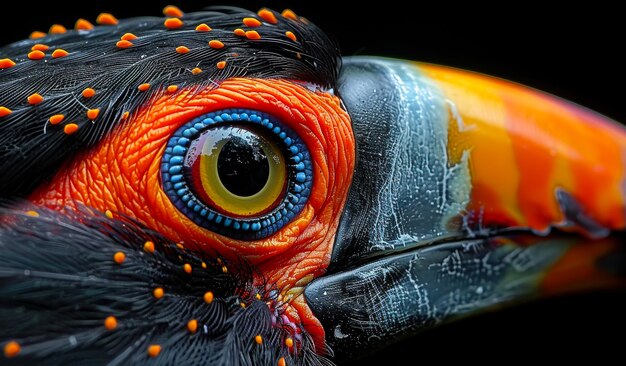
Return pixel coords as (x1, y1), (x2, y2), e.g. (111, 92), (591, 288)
(0, 205), (331, 365)
(0, 6), (340, 197)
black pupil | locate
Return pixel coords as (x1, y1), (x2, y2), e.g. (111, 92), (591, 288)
(217, 136), (270, 197)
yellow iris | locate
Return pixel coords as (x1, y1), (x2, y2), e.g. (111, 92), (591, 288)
(198, 127), (286, 217)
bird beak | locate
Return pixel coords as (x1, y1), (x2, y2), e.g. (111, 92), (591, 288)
(304, 57), (626, 360)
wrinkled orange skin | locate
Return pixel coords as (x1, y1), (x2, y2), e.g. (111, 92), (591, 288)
(30, 78), (355, 345)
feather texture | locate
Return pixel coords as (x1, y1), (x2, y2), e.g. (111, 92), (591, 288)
(0, 7), (339, 197)
(0, 204), (332, 365)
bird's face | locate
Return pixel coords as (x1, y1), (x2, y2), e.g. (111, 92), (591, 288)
(29, 77), (355, 341)
(1, 6), (625, 365)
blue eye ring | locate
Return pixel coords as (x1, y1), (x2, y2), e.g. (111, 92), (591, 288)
(161, 109), (313, 240)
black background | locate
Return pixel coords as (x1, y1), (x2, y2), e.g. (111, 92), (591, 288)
(2, 1), (625, 364)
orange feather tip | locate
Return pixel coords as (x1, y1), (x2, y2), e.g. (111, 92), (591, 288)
(31, 44), (49, 51)
(3, 341), (20, 358)
(147, 345), (161, 358)
(96, 13), (118, 25)
(176, 46), (190, 54)
(48, 24), (66, 34)
(113, 251), (125, 264)
(104, 316), (117, 330)
(51, 49), (69, 58)
(282, 9), (298, 20)
(209, 40), (225, 49)
(163, 5), (184, 18)
(28, 50), (45, 60)
(27, 93), (44, 105)
(87, 109), (100, 120)
(63, 123), (79, 135)
(49, 114), (64, 125)
(116, 40), (133, 49)
(258, 9), (278, 24)
(0, 107), (12, 117)
(75, 18), (94, 30)
(195, 23), (211, 32)
(82, 88), (95, 98)
(243, 17), (262, 27)
(29, 31), (46, 39)
(285, 31), (297, 42)
(164, 17), (183, 29)
(0, 58), (16, 69)
(121, 33), (137, 41)
(245, 31), (261, 40)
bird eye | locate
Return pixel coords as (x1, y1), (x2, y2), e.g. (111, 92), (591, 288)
(162, 109), (312, 240)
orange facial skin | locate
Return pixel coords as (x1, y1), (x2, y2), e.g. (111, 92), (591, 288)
(420, 64), (626, 234)
(29, 78), (355, 343)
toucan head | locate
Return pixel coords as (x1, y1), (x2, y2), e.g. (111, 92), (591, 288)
(0, 6), (624, 365)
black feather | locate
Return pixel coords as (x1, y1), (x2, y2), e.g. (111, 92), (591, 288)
(0, 7), (340, 197)
(0, 204), (333, 366)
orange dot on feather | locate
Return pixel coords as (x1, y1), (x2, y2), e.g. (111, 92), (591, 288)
(143, 240), (155, 253)
(49, 24), (66, 34)
(203, 291), (214, 303)
(97, 13), (118, 25)
(147, 345), (161, 358)
(153, 287), (164, 299)
(245, 31), (261, 40)
(233, 28), (245, 37)
(28, 50), (45, 60)
(64, 123), (79, 135)
(282, 9), (298, 20)
(27, 93), (44, 105)
(82, 88), (95, 98)
(187, 319), (198, 333)
(138, 83), (150, 91)
(191, 67), (202, 75)
(116, 40), (133, 49)
(163, 5), (184, 18)
(121, 33), (137, 41)
(164, 18), (183, 29)
(31, 44), (49, 51)
(243, 17), (262, 27)
(0, 58), (16, 68)
(30, 31), (46, 39)
(195, 23), (211, 32)
(87, 109), (100, 120)
(216, 61), (227, 69)
(285, 31), (297, 42)
(113, 251), (125, 264)
(52, 49), (69, 58)
(176, 46), (190, 54)
(49, 114), (64, 125)
(75, 18), (94, 30)
(258, 9), (278, 24)
(0, 107), (13, 117)
(4, 341), (20, 358)
(209, 40), (225, 49)
(167, 85), (178, 93)
(104, 316), (117, 330)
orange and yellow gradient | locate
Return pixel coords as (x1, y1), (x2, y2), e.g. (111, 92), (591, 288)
(420, 63), (626, 234)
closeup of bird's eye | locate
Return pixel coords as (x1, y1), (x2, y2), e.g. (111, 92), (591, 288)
(0, 3), (625, 366)
(163, 109), (311, 239)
